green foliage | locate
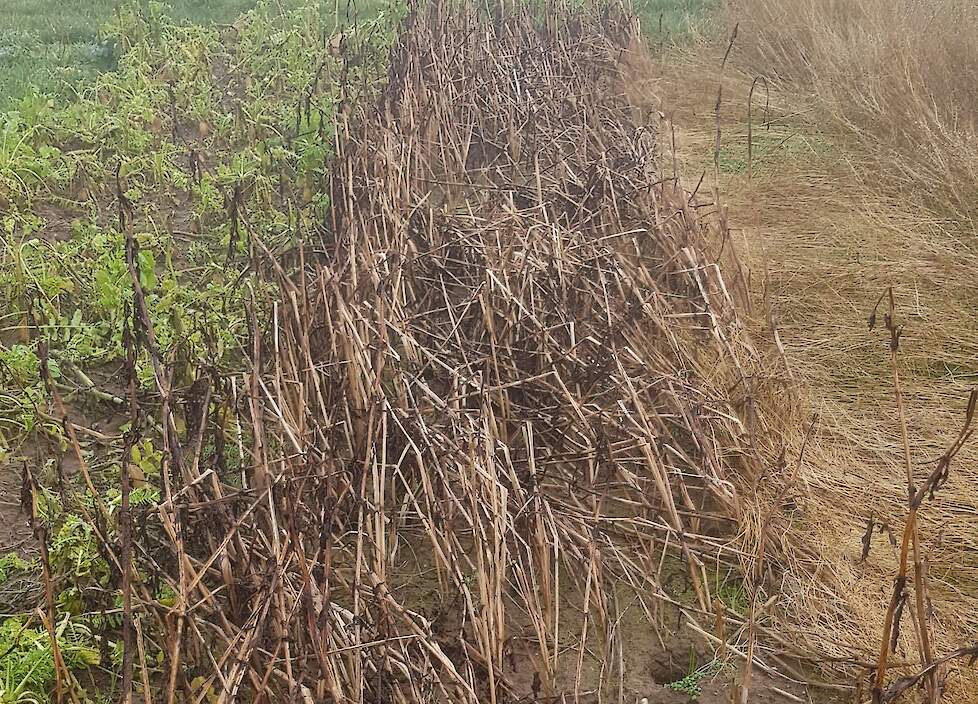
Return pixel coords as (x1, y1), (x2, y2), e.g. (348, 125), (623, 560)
(0, 123), (68, 209)
(0, 1), (402, 700)
(0, 0), (400, 400)
(0, 0), (282, 109)
(49, 514), (110, 613)
(0, 617), (100, 704)
(716, 576), (749, 616)
(0, 618), (58, 704)
(0, 554), (33, 584)
(0, 345), (39, 387)
(715, 127), (833, 175)
(635, 0), (716, 43)
(666, 657), (725, 699)
(0, 344), (46, 438)
(0, 469), (161, 702)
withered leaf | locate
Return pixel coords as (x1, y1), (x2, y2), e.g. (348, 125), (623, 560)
(859, 514), (875, 563)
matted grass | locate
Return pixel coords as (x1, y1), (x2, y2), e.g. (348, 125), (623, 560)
(725, 0), (978, 222)
(649, 36), (978, 701)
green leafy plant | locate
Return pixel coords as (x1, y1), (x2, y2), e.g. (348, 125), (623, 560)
(666, 656), (725, 699)
(715, 576), (749, 616)
(0, 554), (33, 584)
(0, 617), (100, 704)
(0, 0), (402, 698)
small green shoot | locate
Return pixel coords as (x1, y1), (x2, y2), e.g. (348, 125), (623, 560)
(666, 655), (725, 699)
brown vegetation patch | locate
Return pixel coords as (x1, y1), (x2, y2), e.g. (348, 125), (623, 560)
(101, 2), (807, 701)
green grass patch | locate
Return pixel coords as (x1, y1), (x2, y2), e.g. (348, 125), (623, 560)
(634, 0), (716, 44)
(715, 575), (749, 616)
(715, 125), (834, 174)
(0, 0), (388, 108)
(0, 0), (249, 107)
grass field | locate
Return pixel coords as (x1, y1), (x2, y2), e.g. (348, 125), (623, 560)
(728, 0), (978, 220)
(652, 0), (978, 698)
(634, 0), (715, 38)
(0, 0), (268, 105)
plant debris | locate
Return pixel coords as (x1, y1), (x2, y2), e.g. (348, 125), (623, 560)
(110, 1), (770, 700)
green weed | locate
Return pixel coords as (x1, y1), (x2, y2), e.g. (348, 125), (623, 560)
(716, 126), (833, 175)
(0, 617), (101, 704)
(0, 554), (33, 583)
(666, 656), (726, 699)
(715, 576), (749, 616)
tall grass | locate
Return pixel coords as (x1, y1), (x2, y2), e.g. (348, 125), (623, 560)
(726, 0), (978, 222)
(689, 2), (978, 698)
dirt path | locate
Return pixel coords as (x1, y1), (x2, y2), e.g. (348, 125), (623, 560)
(647, 49), (978, 699)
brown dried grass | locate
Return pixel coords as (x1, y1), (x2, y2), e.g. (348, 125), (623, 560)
(724, 0), (978, 223)
(648, 33), (978, 702)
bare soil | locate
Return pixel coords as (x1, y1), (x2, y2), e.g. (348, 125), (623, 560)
(0, 459), (28, 552)
(501, 614), (837, 703)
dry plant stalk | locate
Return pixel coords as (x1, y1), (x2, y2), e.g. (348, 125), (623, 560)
(869, 290), (978, 703)
(91, 1), (783, 701)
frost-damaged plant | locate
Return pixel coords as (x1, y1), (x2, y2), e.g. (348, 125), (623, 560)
(87, 1), (780, 701)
